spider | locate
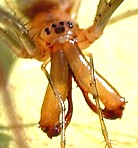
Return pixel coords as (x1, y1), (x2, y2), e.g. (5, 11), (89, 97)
(0, 0), (128, 147)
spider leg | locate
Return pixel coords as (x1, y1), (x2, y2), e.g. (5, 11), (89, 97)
(0, 26), (29, 58)
(0, 7), (39, 58)
(86, 53), (113, 148)
(94, 0), (124, 28)
(70, 0), (81, 19)
(87, 0), (124, 41)
(108, 8), (138, 25)
(78, 0), (124, 48)
(5, 0), (18, 14)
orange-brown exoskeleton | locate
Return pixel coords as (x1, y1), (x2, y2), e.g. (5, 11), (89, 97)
(0, 0), (126, 147)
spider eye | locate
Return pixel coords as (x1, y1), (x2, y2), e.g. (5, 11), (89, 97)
(67, 21), (73, 28)
(44, 27), (51, 35)
(52, 23), (57, 28)
(55, 27), (65, 34)
(59, 21), (64, 25)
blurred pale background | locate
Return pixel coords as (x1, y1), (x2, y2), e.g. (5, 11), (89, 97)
(0, 0), (138, 148)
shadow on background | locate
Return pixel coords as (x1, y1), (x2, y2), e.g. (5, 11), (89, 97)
(0, 40), (16, 75)
(0, 132), (12, 148)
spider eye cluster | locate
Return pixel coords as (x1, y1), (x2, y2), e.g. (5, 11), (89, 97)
(44, 21), (74, 35)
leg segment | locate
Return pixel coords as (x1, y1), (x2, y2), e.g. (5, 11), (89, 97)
(0, 26), (29, 57)
(86, 0), (124, 41)
(70, 0), (81, 19)
(89, 53), (112, 148)
(0, 7), (39, 58)
(78, 0), (124, 48)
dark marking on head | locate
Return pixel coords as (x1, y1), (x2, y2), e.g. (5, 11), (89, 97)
(59, 21), (64, 25)
(44, 27), (51, 35)
(55, 27), (65, 34)
(52, 23), (57, 28)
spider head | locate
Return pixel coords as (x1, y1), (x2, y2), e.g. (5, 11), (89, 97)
(40, 20), (78, 46)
